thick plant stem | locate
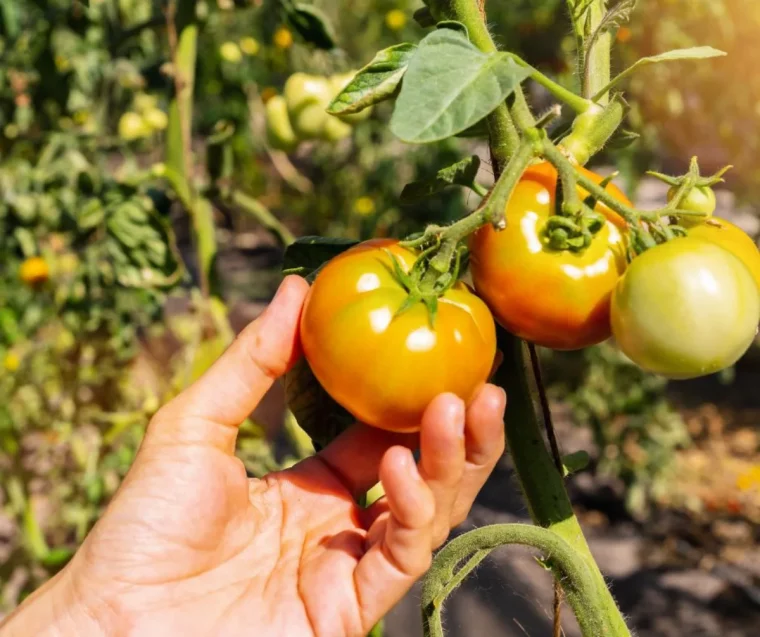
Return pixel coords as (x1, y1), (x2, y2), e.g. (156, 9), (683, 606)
(422, 524), (619, 637)
(493, 330), (632, 637)
(451, 0), (520, 167)
(584, 0), (612, 103)
(166, 0), (219, 298)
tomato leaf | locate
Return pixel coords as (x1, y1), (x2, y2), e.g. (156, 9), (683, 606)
(585, 0), (637, 58)
(285, 3), (336, 50)
(327, 43), (418, 116)
(282, 236), (359, 280)
(389, 29), (531, 143)
(400, 155), (482, 202)
(593, 46), (726, 100)
(413, 7), (436, 28)
(284, 357), (355, 451)
(606, 128), (640, 150)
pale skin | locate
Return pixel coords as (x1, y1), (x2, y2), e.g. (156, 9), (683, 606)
(1, 276), (507, 637)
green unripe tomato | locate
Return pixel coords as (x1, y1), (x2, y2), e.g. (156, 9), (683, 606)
(291, 103), (329, 140)
(284, 73), (333, 139)
(322, 115), (352, 142)
(611, 237), (760, 379)
(667, 185), (717, 226)
(284, 73), (332, 114)
(265, 95), (299, 152)
(328, 73), (373, 124)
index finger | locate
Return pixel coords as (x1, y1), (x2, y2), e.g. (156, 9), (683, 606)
(147, 275), (309, 453)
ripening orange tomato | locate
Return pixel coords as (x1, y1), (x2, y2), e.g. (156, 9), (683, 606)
(300, 240), (497, 432)
(469, 167), (630, 350)
(521, 162), (629, 229)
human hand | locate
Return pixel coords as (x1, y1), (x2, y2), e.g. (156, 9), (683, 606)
(1, 276), (506, 637)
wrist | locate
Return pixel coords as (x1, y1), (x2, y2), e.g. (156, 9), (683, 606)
(0, 567), (110, 637)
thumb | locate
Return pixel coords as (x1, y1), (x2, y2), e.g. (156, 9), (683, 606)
(145, 275), (309, 453)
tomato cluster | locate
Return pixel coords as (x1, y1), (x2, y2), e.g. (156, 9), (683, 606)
(265, 73), (371, 152)
(300, 165), (760, 432)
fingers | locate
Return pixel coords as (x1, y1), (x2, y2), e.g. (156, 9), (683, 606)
(146, 276), (309, 453)
(350, 387), (507, 632)
(353, 447), (435, 630)
(450, 385), (506, 526)
(416, 394), (466, 547)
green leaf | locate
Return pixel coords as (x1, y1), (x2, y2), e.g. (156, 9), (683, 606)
(327, 44), (418, 116)
(594, 46), (727, 100)
(435, 20), (469, 38)
(286, 3), (336, 50)
(413, 7), (436, 28)
(606, 129), (640, 150)
(389, 29), (531, 143)
(455, 118), (489, 138)
(586, 0), (637, 56)
(400, 155), (481, 202)
(284, 356), (355, 451)
(282, 236), (359, 279)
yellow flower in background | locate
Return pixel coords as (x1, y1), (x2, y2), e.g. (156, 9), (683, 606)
(273, 27), (294, 50)
(737, 466), (760, 491)
(219, 41), (243, 63)
(353, 196), (376, 217)
(385, 9), (407, 31)
(240, 37), (261, 56)
(3, 351), (21, 373)
(20, 257), (50, 285)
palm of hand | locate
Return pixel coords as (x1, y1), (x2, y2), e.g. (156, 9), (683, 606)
(7, 277), (505, 637)
(76, 442), (407, 637)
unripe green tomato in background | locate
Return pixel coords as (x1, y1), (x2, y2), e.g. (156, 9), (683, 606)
(667, 185), (716, 226)
(265, 95), (299, 152)
(284, 74), (333, 139)
(322, 115), (353, 142)
(611, 237), (760, 379)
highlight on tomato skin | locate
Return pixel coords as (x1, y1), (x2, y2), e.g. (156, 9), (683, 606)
(522, 161), (631, 230)
(688, 217), (760, 290)
(469, 170), (629, 351)
(299, 240), (497, 433)
(611, 237), (760, 380)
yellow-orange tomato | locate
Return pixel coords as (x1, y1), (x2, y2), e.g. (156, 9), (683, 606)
(521, 162), (629, 230)
(300, 240), (497, 432)
(689, 218), (760, 290)
(19, 257), (50, 285)
(470, 170), (629, 350)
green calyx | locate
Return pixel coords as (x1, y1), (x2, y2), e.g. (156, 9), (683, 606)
(542, 173), (613, 253)
(384, 243), (465, 328)
(648, 156), (732, 215)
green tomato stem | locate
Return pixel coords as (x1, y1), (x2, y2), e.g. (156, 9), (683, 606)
(506, 53), (594, 114)
(494, 332), (633, 637)
(421, 523), (624, 637)
(583, 0), (613, 104)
